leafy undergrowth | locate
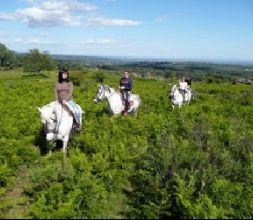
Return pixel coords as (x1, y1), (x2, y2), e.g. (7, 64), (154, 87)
(0, 71), (253, 218)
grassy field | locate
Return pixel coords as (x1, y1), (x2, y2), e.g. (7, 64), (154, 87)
(0, 70), (253, 218)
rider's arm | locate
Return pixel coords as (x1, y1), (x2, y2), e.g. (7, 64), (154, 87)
(69, 81), (73, 99)
(119, 78), (125, 89)
(128, 78), (133, 90)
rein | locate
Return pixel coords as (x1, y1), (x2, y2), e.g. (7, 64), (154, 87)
(55, 103), (64, 133)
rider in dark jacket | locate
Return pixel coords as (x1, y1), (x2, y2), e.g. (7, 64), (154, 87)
(119, 72), (132, 115)
(185, 76), (192, 87)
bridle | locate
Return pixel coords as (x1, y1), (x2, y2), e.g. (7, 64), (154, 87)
(96, 86), (114, 102)
(96, 86), (105, 102)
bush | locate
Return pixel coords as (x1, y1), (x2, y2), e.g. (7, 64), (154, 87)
(1, 70), (253, 219)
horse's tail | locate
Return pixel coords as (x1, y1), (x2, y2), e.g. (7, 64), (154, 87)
(132, 95), (141, 115)
(135, 95), (141, 107)
(192, 90), (196, 100)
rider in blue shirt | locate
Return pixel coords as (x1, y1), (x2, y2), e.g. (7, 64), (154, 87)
(119, 72), (133, 116)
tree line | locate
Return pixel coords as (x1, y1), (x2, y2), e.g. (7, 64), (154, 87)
(2, 42), (253, 85)
(0, 43), (56, 73)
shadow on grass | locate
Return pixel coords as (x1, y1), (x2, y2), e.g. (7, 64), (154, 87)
(34, 127), (64, 156)
(34, 127), (48, 156)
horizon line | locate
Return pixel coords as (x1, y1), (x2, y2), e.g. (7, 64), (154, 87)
(15, 51), (253, 66)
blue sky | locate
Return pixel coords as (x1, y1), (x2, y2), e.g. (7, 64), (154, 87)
(0, 0), (252, 61)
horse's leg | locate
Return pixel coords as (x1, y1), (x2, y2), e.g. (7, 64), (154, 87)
(132, 98), (141, 116)
(187, 95), (191, 105)
(62, 141), (68, 155)
(48, 141), (54, 156)
(130, 105), (137, 115)
(133, 108), (138, 116)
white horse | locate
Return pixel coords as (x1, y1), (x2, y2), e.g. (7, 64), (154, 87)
(94, 85), (141, 115)
(170, 85), (192, 109)
(37, 101), (83, 155)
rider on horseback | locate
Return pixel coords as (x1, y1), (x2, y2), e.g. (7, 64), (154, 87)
(119, 72), (132, 116)
(185, 76), (192, 87)
(55, 69), (82, 131)
(179, 77), (189, 101)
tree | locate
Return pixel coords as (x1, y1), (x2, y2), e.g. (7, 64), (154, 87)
(23, 49), (56, 73)
(0, 43), (18, 70)
(94, 70), (105, 83)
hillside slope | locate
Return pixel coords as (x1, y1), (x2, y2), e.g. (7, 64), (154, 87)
(0, 70), (253, 218)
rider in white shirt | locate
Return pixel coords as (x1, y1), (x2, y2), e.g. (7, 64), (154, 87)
(179, 81), (188, 91)
(179, 77), (189, 100)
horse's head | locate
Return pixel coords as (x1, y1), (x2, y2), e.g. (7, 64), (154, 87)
(37, 103), (57, 141)
(171, 85), (178, 94)
(37, 105), (52, 124)
(94, 84), (113, 103)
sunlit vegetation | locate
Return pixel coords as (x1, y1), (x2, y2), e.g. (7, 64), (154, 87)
(0, 66), (253, 218)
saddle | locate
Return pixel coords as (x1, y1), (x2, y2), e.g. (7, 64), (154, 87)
(122, 99), (134, 107)
(178, 89), (187, 102)
(121, 92), (133, 107)
(179, 89), (187, 94)
(62, 100), (82, 131)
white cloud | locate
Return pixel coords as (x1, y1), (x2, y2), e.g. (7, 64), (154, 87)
(0, 13), (17, 21)
(87, 17), (142, 26)
(0, 0), (143, 28)
(38, 0), (97, 12)
(17, 0), (35, 3)
(0, 0), (96, 27)
(15, 38), (23, 43)
(15, 7), (82, 27)
(80, 38), (118, 45)
(15, 37), (53, 44)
